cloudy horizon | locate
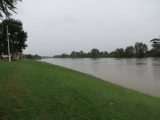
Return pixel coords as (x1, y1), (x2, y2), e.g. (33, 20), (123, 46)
(13, 0), (160, 56)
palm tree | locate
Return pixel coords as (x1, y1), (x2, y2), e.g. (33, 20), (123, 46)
(0, 0), (21, 18)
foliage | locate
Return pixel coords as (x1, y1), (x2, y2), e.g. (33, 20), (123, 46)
(55, 37), (160, 58)
(0, 19), (27, 59)
(114, 48), (124, 58)
(150, 38), (160, 57)
(134, 42), (148, 58)
(91, 49), (100, 58)
(124, 46), (134, 58)
(24, 54), (41, 60)
(54, 49), (109, 58)
(0, 0), (22, 18)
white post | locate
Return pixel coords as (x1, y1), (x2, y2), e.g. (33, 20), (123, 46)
(22, 51), (24, 60)
(6, 26), (11, 62)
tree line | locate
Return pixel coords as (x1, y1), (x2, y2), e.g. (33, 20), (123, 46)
(23, 54), (41, 60)
(54, 40), (160, 58)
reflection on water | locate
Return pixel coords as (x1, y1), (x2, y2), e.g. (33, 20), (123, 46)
(42, 58), (160, 97)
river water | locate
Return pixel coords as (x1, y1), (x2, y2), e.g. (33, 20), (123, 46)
(42, 58), (160, 97)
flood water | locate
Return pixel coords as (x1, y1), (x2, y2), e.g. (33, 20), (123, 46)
(42, 58), (160, 97)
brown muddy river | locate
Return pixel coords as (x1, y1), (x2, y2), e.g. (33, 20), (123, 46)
(42, 58), (160, 97)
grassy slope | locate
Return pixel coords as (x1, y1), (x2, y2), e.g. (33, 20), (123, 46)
(0, 60), (160, 120)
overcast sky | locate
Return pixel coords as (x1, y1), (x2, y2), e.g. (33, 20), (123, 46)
(13, 0), (160, 56)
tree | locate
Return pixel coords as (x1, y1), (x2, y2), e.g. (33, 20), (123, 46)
(0, 19), (27, 60)
(124, 46), (134, 58)
(0, 0), (22, 18)
(79, 50), (86, 58)
(114, 48), (124, 58)
(70, 51), (76, 58)
(90, 49), (100, 58)
(134, 42), (148, 58)
(150, 38), (160, 57)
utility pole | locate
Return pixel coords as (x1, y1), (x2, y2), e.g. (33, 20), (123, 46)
(6, 26), (11, 62)
(22, 51), (24, 60)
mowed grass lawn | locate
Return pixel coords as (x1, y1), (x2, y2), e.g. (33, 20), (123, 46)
(0, 60), (160, 120)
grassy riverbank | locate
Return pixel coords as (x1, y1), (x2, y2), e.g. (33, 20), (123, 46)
(0, 60), (160, 120)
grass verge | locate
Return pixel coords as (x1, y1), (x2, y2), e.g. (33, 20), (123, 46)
(0, 60), (160, 120)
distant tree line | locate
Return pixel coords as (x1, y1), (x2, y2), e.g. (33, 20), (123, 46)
(54, 39), (160, 58)
(24, 54), (41, 60)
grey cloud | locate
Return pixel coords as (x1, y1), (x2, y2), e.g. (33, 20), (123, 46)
(48, 15), (79, 25)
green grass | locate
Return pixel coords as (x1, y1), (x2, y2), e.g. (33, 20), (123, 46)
(0, 60), (160, 120)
